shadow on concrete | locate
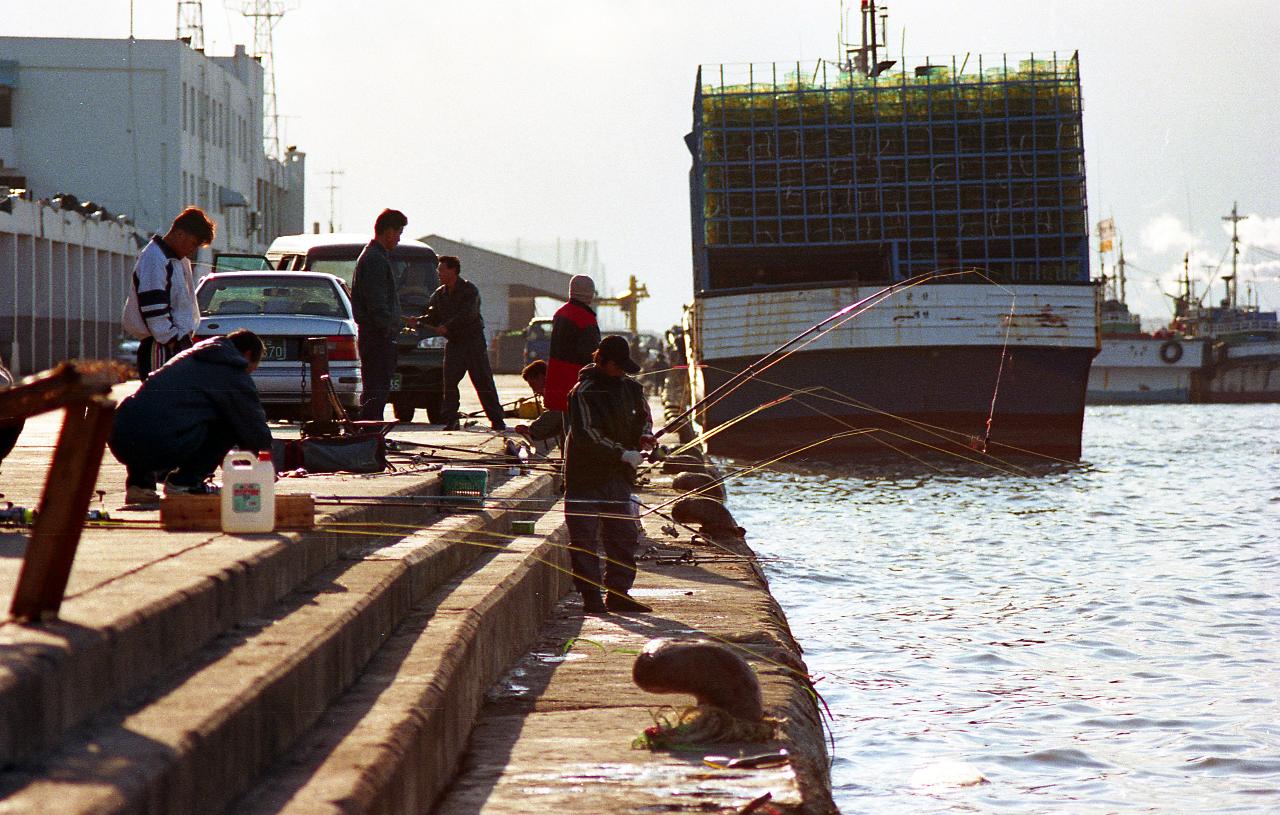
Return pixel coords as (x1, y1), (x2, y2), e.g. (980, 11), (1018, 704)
(0, 532), (27, 558)
(431, 597), (586, 814)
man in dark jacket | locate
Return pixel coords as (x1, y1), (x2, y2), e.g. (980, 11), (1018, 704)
(564, 335), (655, 614)
(544, 274), (600, 414)
(109, 330), (273, 504)
(351, 208), (408, 420)
(419, 255), (505, 430)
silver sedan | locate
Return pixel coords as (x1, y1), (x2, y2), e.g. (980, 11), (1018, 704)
(194, 271), (362, 420)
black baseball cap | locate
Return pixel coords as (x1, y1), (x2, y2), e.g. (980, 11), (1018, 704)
(597, 335), (641, 374)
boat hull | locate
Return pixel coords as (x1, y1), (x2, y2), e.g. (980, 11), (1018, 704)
(1086, 337), (1207, 405)
(1194, 343), (1280, 402)
(697, 345), (1095, 460)
(687, 283), (1099, 461)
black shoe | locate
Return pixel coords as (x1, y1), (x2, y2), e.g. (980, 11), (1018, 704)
(442, 420), (461, 431)
(581, 593), (609, 615)
(605, 592), (651, 613)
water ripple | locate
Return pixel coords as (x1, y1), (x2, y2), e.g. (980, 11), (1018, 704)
(732, 404), (1280, 813)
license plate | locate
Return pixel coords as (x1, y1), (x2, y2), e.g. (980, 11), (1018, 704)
(390, 374), (402, 392)
(262, 338), (288, 361)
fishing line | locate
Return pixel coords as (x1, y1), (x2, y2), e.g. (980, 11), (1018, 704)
(701, 362), (1074, 471)
(659, 267), (987, 440)
(641, 430), (876, 517)
(662, 266), (1040, 464)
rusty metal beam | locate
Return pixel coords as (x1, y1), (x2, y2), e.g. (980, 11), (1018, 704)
(0, 362), (120, 423)
(10, 397), (117, 621)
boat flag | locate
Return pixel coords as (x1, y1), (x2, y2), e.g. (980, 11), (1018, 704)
(1097, 218), (1116, 253)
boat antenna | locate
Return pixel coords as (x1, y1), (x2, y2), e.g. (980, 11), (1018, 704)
(1117, 239), (1126, 305)
(1222, 201), (1247, 311)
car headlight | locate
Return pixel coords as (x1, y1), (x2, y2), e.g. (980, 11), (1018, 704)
(417, 336), (446, 350)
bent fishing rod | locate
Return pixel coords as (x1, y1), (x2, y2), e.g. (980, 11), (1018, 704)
(653, 268), (974, 440)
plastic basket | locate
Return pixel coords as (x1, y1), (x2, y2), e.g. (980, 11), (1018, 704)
(441, 467), (488, 507)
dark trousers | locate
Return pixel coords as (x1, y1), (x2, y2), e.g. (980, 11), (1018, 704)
(358, 329), (397, 421)
(138, 335), (193, 381)
(564, 478), (640, 597)
(111, 421), (235, 490)
(441, 338), (505, 427)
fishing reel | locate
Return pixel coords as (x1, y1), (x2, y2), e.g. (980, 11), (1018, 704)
(644, 444), (669, 464)
(0, 502), (36, 525)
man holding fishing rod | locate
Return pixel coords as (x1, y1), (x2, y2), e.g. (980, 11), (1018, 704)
(564, 335), (655, 614)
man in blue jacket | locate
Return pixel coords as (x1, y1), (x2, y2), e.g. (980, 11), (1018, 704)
(109, 330), (273, 504)
(351, 208), (408, 420)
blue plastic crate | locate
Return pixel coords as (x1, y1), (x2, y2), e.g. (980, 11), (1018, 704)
(441, 467), (488, 507)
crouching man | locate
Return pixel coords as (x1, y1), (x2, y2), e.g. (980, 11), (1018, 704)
(564, 335), (655, 614)
(109, 329), (273, 504)
(514, 359), (565, 449)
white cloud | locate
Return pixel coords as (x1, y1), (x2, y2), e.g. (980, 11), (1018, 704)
(1140, 214), (1200, 254)
(1234, 214), (1280, 251)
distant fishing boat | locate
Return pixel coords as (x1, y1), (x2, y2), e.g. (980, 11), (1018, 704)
(684, 2), (1099, 459)
(1086, 244), (1207, 405)
(1087, 204), (1280, 405)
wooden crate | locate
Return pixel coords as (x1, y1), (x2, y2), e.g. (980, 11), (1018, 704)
(160, 493), (316, 531)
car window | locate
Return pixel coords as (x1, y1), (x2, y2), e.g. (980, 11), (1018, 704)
(198, 277), (347, 318)
(310, 259), (357, 283)
(395, 259), (439, 314)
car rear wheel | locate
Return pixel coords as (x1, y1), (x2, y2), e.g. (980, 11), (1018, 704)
(392, 400), (415, 423)
(424, 392), (445, 424)
(264, 405), (303, 423)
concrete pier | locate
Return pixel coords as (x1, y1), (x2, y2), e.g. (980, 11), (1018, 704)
(0, 375), (834, 813)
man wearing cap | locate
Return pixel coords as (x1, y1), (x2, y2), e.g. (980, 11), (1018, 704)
(563, 335), (655, 614)
(544, 274), (600, 421)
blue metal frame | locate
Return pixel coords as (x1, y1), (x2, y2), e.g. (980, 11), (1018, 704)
(690, 53), (1090, 292)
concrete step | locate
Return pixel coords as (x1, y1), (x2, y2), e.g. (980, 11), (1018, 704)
(231, 510), (571, 814)
(1, 469), (494, 768)
(0, 470), (561, 814)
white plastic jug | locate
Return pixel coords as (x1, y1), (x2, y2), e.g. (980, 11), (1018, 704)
(221, 450), (276, 533)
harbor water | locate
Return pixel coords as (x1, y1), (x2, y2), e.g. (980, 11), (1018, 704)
(729, 404), (1280, 813)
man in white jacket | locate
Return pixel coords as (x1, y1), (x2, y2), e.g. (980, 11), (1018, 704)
(122, 207), (215, 379)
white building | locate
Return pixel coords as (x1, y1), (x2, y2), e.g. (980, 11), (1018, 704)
(0, 37), (304, 263)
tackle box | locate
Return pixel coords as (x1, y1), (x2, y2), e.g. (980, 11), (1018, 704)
(441, 467), (488, 507)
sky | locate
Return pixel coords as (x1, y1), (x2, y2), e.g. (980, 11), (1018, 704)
(5, 0), (1279, 331)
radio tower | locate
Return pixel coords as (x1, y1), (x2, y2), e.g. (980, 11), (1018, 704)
(176, 1), (205, 51)
(241, 1), (292, 160)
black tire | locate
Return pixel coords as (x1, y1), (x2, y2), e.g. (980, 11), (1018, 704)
(424, 392), (446, 424)
(0, 420), (24, 463)
(392, 400), (416, 423)
(264, 405), (302, 423)
(1159, 340), (1183, 364)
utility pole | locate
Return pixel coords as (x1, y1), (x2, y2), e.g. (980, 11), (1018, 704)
(323, 169), (343, 233)
(176, 0), (205, 51)
(241, 1), (293, 160)
(1222, 201), (1247, 311)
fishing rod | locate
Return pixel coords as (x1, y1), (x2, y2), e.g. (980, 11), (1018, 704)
(654, 269), (971, 440)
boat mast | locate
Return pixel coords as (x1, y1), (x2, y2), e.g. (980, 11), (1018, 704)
(1117, 240), (1126, 305)
(1222, 201), (1247, 311)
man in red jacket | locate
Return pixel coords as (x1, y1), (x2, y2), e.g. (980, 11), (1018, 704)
(544, 274), (601, 414)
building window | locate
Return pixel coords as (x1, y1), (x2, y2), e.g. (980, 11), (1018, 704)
(0, 87), (12, 128)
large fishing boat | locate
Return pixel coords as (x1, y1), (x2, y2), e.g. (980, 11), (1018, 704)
(684, 5), (1099, 459)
